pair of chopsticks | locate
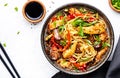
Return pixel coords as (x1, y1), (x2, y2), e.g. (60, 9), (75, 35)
(0, 43), (20, 78)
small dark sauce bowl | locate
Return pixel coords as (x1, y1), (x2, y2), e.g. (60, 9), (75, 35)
(22, 0), (46, 24)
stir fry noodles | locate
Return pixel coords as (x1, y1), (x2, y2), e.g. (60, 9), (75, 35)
(45, 6), (110, 72)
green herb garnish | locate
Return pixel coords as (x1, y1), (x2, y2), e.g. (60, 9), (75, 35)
(56, 12), (62, 19)
(94, 35), (101, 41)
(81, 57), (92, 62)
(4, 3), (8, 6)
(58, 25), (65, 32)
(86, 39), (92, 45)
(17, 31), (20, 35)
(83, 21), (98, 27)
(102, 42), (110, 48)
(14, 7), (18, 12)
(78, 26), (84, 37)
(72, 19), (84, 27)
(94, 41), (101, 46)
(60, 40), (66, 46)
(94, 35), (101, 46)
(53, 21), (56, 27)
(3, 43), (6, 47)
(72, 18), (97, 27)
(79, 7), (87, 13)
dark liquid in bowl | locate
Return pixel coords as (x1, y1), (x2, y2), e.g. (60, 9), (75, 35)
(25, 2), (43, 20)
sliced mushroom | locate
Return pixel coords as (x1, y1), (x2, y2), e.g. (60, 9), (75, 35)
(50, 50), (60, 60)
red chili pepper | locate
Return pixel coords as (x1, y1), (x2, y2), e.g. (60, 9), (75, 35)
(73, 63), (80, 69)
(59, 16), (64, 20)
(67, 14), (75, 20)
(73, 63), (86, 71)
(51, 16), (57, 22)
(62, 30), (71, 51)
(75, 13), (84, 17)
(87, 17), (95, 22)
(52, 44), (57, 51)
(51, 36), (62, 49)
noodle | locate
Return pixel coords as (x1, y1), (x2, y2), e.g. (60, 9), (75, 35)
(45, 6), (110, 72)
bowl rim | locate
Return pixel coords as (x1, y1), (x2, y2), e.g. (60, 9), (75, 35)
(108, 0), (120, 13)
(22, 0), (46, 23)
(41, 2), (114, 75)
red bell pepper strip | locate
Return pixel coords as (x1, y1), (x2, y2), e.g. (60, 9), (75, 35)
(75, 13), (84, 18)
(67, 14), (75, 20)
(51, 44), (57, 51)
(73, 63), (86, 71)
(59, 16), (64, 20)
(62, 30), (71, 51)
(87, 17), (96, 22)
(51, 36), (62, 49)
(51, 16), (57, 22)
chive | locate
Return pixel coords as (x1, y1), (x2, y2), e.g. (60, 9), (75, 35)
(94, 35), (101, 41)
(102, 42), (110, 48)
(96, 13), (99, 19)
(4, 3), (8, 6)
(60, 40), (66, 46)
(17, 31), (20, 35)
(56, 12), (62, 19)
(77, 20), (84, 26)
(83, 21), (98, 27)
(89, 21), (98, 25)
(53, 21), (56, 27)
(58, 25), (65, 32)
(14, 7), (18, 12)
(61, 16), (66, 25)
(3, 43), (7, 47)
(90, 9), (96, 13)
(72, 18), (97, 27)
(86, 39), (92, 45)
(72, 19), (84, 27)
(79, 7), (84, 13)
(81, 57), (91, 62)
(78, 26), (84, 37)
(94, 41), (101, 46)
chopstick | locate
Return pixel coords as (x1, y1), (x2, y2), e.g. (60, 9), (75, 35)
(0, 54), (15, 77)
(0, 43), (20, 78)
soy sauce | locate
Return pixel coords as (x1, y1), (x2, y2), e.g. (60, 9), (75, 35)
(25, 2), (43, 20)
